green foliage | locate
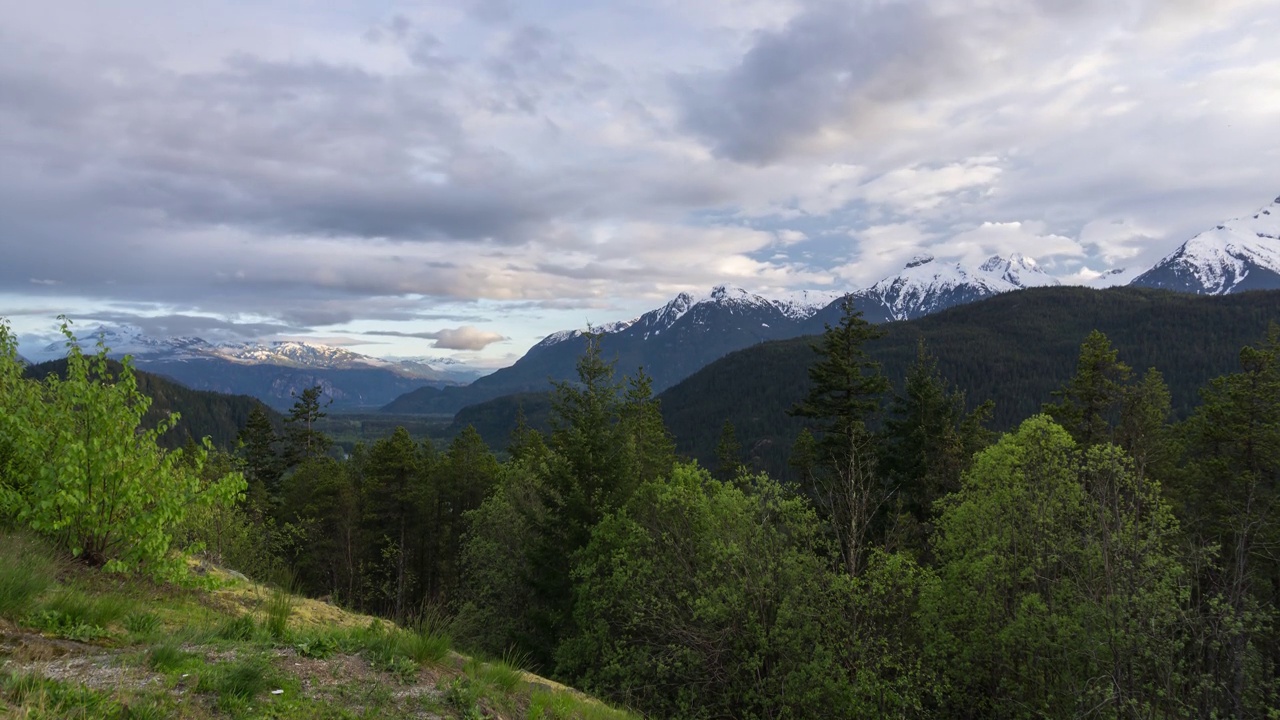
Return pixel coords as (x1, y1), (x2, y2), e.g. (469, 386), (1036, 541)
(1175, 324), (1280, 715)
(561, 463), (833, 719)
(926, 415), (1190, 717)
(1, 320), (246, 577)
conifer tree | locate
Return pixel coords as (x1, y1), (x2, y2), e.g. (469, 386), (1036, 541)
(283, 385), (332, 467)
(1046, 330), (1132, 447)
(880, 340), (992, 545)
(238, 404), (282, 499)
(714, 420), (744, 482)
(790, 295), (890, 575)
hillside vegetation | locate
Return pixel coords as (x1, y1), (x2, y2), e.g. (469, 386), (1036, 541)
(6, 294), (1280, 718)
(0, 322), (634, 719)
(660, 285), (1280, 476)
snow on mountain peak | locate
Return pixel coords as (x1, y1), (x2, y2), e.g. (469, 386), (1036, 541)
(979, 253), (1059, 288)
(905, 253), (935, 268)
(1133, 195), (1280, 294)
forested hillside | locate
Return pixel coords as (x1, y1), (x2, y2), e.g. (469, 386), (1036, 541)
(7, 300), (1280, 718)
(661, 286), (1280, 476)
(26, 358), (279, 450)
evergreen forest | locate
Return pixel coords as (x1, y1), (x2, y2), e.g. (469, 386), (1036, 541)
(4, 292), (1280, 718)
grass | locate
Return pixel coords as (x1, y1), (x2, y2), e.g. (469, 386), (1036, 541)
(0, 529), (641, 719)
(146, 642), (196, 673)
(214, 612), (260, 642)
(264, 570), (297, 641)
(0, 532), (57, 621)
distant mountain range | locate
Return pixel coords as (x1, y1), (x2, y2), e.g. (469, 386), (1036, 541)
(385, 194), (1280, 415)
(382, 252), (1059, 414)
(28, 326), (484, 411)
(24, 195), (1280, 415)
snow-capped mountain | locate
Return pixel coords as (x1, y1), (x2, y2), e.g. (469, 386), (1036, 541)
(1130, 196), (1280, 294)
(38, 325), (215, 363)
(385, 284), (844, 414)
(29, 325), (483, 410)
(534, 285), (839, 352)
(844, 253), (1060, 323)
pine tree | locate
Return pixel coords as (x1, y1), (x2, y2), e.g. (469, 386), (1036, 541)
(789, 295), (890, 575)
(283, 385), (332, 467)
(714, 420), (744, 482)
(880, 340), (992, 547)
(238, 404), (282, 499)
(1045, 330), (1132, 447)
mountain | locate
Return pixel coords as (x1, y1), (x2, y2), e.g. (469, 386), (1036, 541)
(804, 253), (1059, 329)
(384, 257), (1049, 415)
(383, 284), (839, 414)
(1131, 196), (1280, 294)
(658, 286), (1280, 480)
(33, 325), (476, 410)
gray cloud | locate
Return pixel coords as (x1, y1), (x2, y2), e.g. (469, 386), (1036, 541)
(364, 326), (507, 350)
(674, 1), (954, 163)
(1, 0), (1278, 360)
(72, 313), (298, 340)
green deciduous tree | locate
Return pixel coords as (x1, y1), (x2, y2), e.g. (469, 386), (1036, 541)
(560, 463), (832, 719)
(926, 415), (1190, 718)
(1, 321), (244, 578)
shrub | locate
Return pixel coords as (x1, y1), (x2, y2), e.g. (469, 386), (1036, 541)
(1, 320), (245, 578)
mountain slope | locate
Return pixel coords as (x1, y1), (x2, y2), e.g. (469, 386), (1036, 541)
(658, 286), (1280, 480)
(384, 284), (833, 414)
(25, 359), (278, 450)
(1131, 196), (1280, 294)
(386, 257), (1052, 415)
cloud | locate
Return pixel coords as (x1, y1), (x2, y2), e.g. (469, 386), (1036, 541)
(365, 326), (508, 351)
(1, 0), (1279, 360)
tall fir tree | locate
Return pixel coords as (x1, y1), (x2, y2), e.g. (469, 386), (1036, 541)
(789, 295), (890, 575)
(1045, 330), (1132, 447)
(283, 385), (332, 467)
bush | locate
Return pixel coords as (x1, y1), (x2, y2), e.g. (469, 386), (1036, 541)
(0, 320), (246, 578)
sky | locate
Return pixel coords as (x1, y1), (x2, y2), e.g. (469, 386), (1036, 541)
(2, 0), (1279, 367)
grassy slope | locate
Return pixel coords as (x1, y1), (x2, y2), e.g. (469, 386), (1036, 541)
(0, 533), (635, 720)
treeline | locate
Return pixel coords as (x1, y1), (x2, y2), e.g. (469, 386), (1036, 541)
(661, 285), (1280, 478)
(7, 307), (1280, 717)
(219, 298), (1280, 718)
(24, 357), (277, 450)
